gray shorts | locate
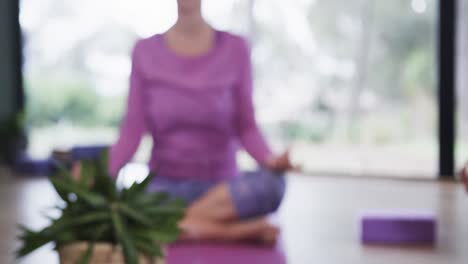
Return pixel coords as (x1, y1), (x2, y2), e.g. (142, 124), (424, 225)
(148, 169), (286, 219)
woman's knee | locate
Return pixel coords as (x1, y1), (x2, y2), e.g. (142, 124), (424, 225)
(231, 168), (286, 219)
(263, 170), (286, 212)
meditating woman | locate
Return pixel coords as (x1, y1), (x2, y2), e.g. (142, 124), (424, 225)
(109, 0), (294, 245)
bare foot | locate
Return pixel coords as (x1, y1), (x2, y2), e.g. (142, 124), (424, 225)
(177, 217), (279, 246)
(254, 220), (279, 246)
(178, 218), (224, 241)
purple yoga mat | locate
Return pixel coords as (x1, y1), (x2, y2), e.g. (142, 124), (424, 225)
(166, 243), (286, 264)
(360, 210), (437, 245)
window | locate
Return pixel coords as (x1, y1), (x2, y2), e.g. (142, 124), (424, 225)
(252, 0), (437, 178)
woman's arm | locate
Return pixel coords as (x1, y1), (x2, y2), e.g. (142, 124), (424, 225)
(235, 39), (272, 165)
(235, 38), (296, 172)
(108, 42), (147, 177)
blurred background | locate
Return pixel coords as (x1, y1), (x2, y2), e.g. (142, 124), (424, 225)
(17, 0), (468, 179)
(2, 0), (468, 263)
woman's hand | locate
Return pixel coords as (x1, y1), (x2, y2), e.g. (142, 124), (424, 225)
(265, 149), (299, 172)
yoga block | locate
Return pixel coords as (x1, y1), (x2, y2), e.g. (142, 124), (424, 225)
(71, 145), (108, 161)
(360, 210), (437, 245)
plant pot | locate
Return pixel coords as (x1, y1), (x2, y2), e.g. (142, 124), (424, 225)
(58, 242), (165, 264)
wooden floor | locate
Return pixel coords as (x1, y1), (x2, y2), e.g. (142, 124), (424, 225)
(1, 167), (467, 264)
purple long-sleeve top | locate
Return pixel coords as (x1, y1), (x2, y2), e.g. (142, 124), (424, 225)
(109, 30), (272, 180)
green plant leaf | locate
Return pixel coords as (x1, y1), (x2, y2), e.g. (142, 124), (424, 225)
(111, 210), (138, 264)
(134, 228), (180, 244)
(50, 177), (107, 207)
(130, 192), (169, 207)
(54, 230), (77, 245)
(119, 204), (152, 226)
(44, 211), (110, 236)
(79, 159), (95, 188)
(49, 167), (73, 203)
(97, 149), (109, 176)
(91, 158), (117, 201)
(16, 226), (52, 257)
(134, 239), (163, 258)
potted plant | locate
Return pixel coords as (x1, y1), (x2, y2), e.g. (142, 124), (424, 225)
(17, 151), (186, 264)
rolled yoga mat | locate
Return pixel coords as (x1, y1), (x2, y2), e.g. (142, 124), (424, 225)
(14, 153), (54, 175)
(71, 145), (108, 161)
(360, 210), (437, 245)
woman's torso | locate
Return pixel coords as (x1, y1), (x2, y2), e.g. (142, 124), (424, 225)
(135, 30), (245, 180)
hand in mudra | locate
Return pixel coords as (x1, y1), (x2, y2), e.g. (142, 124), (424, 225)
(265, 149), (300, 172)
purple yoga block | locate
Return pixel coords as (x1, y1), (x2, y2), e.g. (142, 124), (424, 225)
(360, 210), (437, 245)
